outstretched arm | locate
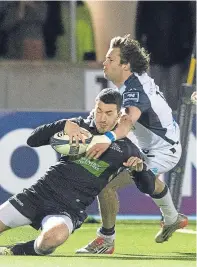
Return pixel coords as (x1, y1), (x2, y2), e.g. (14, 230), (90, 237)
(27, 117), (91, 147)
(113, 106), (141, 139)
(27, 119), (67, 147)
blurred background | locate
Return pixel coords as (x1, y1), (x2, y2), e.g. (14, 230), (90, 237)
(0, 0), (196, 220)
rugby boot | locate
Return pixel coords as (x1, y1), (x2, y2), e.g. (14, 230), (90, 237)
(76, 236), (114, 254)
(155, 213), (188, 243)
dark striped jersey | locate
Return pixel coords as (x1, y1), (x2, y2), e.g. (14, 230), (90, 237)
(10, 117), (141, 225)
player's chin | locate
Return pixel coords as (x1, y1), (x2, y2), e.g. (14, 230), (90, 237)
(97, 127), (108, 134)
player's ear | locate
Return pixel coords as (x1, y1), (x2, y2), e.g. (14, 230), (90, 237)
(123, 62), (130, 71)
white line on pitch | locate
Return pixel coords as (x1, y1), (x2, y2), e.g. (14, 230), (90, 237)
(176, 229), (197, 234)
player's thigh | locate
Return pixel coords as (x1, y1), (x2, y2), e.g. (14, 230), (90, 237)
(104, 169), (134, 191)
(0, 201), (32, 230)
(143, 144), (182, 175)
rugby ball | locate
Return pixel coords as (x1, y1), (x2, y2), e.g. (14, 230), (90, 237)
(50, 129), (92, 156)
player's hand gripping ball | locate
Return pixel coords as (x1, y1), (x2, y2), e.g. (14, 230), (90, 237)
(50, 128), (92, 156)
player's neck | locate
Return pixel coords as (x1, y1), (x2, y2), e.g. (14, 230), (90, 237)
(114, 72), (133, 88)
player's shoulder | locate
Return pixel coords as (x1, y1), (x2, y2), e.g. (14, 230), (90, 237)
(123, 73), (148, 103)
(124, 74), (143, 93)
(125, 72), (155, 95)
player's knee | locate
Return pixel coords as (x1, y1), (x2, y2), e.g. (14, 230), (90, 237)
(40, 224), (69, 250)
(133, 170), (156, 195)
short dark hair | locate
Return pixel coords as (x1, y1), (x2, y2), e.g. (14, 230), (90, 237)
(96, 88), (122, 112)
(110, 34), (150, 75)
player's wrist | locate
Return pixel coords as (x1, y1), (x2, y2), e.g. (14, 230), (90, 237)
(104, 131), (116, 142)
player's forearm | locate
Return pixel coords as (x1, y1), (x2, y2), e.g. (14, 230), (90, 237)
(27, 119), (67, 147)
(112, 107), (141, 140)
(113, 119), (133, 140)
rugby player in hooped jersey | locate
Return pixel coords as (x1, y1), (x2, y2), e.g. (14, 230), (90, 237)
(66, 35), (188, 254)
(0, 88), (146, 256)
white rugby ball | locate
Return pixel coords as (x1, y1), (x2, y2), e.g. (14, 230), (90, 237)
(50, 128), (92, 156)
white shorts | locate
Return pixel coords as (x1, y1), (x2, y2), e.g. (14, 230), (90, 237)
(0, 201), (73, 234)
(141, 142), (182, 175)
(102, 143), (182, 193)
(0, 201), (32, 228)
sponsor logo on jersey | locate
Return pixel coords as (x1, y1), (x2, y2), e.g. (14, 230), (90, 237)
(110, 143), (123, 153)
(123, 91), (139, 103)
(74, 157), (109, 177)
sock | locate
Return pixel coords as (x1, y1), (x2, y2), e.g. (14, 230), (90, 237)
(11, 240), (38, 256)
(100, 226), (115, 236)
(97, 226), (115, 242)
(151, 185), (178, 225)
(33, 238), (55, 255)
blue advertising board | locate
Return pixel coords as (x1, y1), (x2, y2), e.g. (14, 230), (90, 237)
(0, 111), (196, 217)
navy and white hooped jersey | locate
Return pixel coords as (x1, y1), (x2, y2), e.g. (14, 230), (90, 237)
(119, 73), (180, 150)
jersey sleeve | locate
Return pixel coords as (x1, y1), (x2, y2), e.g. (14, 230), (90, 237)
(27, 119), (68, 147)
(122, 88), (151, 113)
(27, 117), (89, 147)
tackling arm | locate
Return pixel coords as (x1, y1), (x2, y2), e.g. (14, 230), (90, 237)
(86, 107), (141, 159)
(113, 106), (141, 140)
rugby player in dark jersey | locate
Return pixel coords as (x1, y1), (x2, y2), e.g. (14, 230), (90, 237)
(0, 88), (149, 256)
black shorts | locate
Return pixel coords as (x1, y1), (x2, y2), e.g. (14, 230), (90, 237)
(9, 187), (87, 231)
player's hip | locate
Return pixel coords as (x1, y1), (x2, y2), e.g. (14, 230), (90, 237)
(141, 142), (182, 175)
(130, 120), (180, 149)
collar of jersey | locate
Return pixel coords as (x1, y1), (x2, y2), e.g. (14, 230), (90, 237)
(124, 73), (136, 87)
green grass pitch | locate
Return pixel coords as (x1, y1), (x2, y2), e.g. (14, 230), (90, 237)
(0, 221), (196, 267)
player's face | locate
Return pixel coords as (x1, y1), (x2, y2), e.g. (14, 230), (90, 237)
(103, 48), (124, 84)
(94, 100), (120, 133)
